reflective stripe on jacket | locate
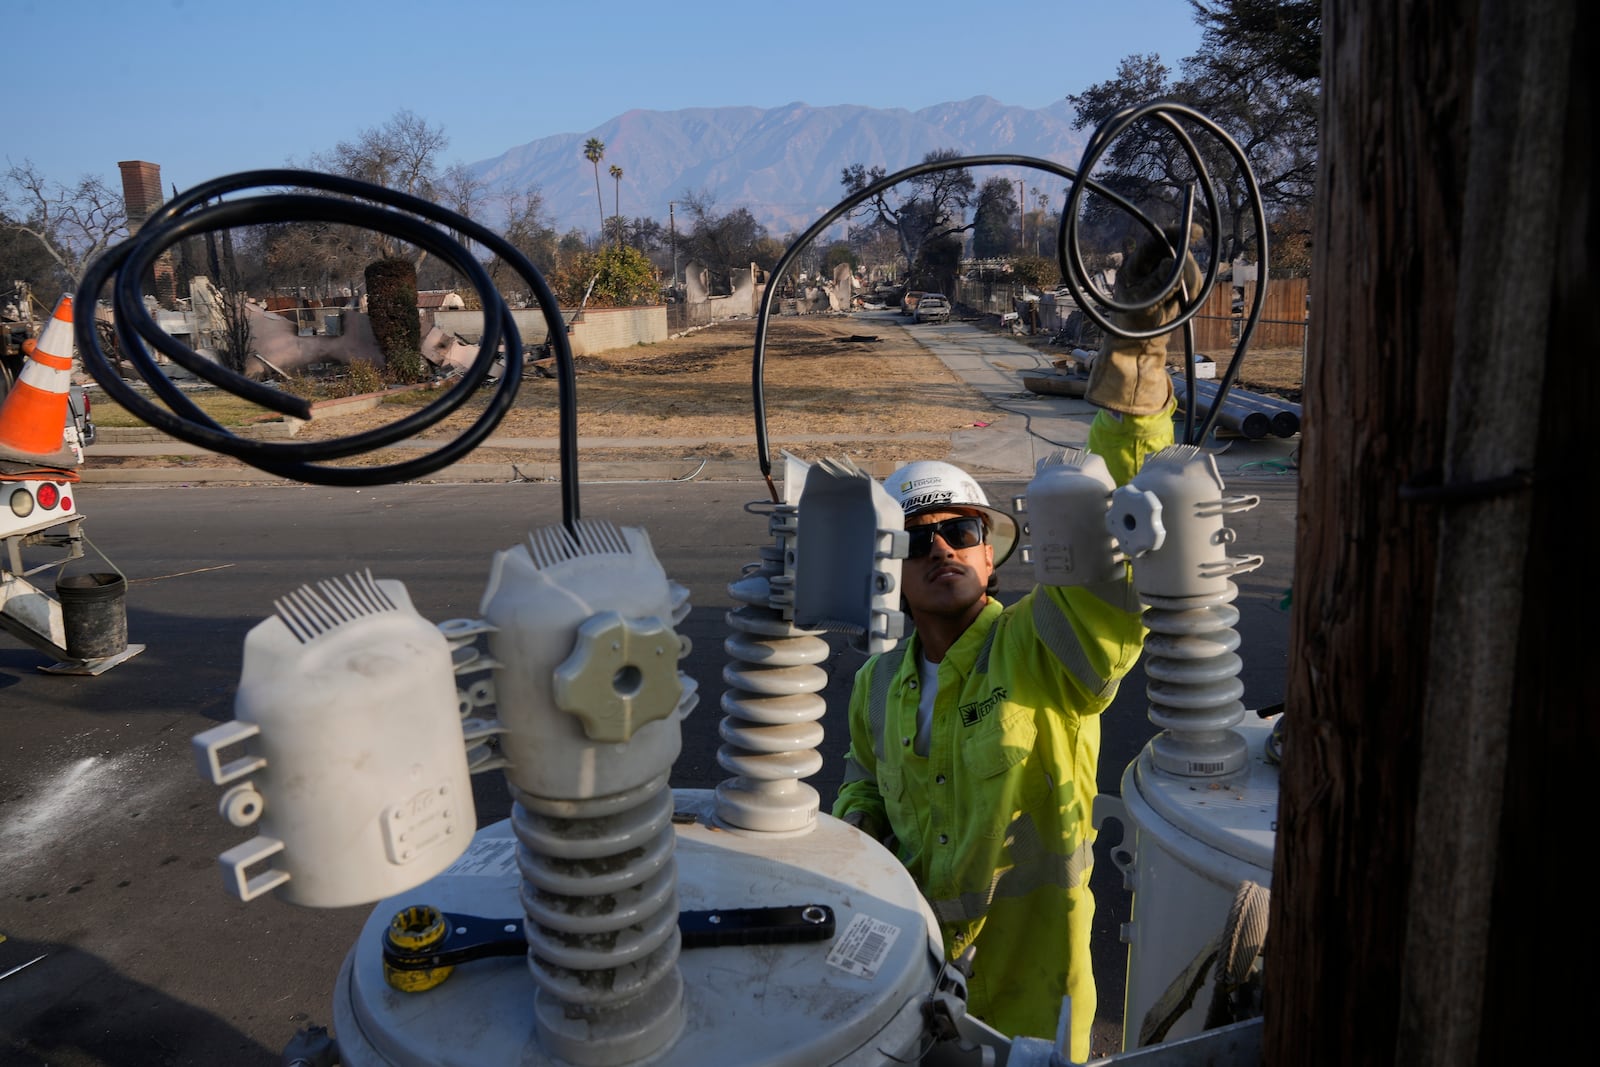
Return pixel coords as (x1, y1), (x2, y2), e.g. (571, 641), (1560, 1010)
(831, 406), (1173, 1061)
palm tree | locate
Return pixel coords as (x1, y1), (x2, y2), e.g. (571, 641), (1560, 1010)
(583, 137), (606, 240)
(608, 164), (624, 248)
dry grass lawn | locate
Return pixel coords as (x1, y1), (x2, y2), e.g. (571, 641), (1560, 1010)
(89, 312), (1305, 474)
(293, 316), (1001, 469)
(526, 318), (993, 439)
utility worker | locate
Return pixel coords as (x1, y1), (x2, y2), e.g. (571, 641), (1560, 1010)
(831, 228), (1199, 1061)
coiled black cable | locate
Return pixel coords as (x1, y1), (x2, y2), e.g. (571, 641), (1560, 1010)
(74, 102), (1265, 512)
(73, 169), (581, 525)
(748, 98), (1270, 494)
(1058, 99), (1269, 446)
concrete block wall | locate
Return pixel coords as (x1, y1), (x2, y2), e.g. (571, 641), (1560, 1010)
(567, 305), (669, 355)
(433, 306), (668, 356)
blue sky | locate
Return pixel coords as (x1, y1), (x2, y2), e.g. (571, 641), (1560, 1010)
(13, 0), (1203, 202)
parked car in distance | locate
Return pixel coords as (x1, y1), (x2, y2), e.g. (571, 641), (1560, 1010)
(901, 291), (926, 317)
(914, 294), (951, 323)
(68, 385), (96, 446)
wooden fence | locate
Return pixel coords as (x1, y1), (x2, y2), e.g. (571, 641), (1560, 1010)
(1191, 276), (1310, 354)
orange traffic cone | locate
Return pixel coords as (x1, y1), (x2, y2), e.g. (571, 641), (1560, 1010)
(0, 295), (79, 470)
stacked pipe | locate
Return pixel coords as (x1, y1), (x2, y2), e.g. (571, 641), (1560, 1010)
(1172, 373), (1301, 440)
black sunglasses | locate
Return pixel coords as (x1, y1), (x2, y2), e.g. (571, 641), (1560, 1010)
(906, 515), (988, 558)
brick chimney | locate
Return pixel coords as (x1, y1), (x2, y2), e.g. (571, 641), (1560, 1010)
(117, 160), (176, 307)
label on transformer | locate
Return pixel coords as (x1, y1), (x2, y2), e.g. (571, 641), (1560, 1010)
(440, 837), (518, 878)
(381, 784), (466, 866)
(825, 913), (901, 979)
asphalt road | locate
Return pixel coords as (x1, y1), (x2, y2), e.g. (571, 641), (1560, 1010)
(0, 477), (1297, 1065)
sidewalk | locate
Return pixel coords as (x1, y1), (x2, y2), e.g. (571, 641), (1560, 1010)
(78, 316), (1301, 486)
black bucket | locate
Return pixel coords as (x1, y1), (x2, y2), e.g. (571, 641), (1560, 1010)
(55, 572), (128, 660)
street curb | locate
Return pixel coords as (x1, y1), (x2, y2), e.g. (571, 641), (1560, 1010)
(73, 454), (998, 488)
(93, 423), (301, 444)
(89, 390), (404, 446)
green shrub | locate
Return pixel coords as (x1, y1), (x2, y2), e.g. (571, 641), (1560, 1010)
(384, 349), (428, 385)
(365, 258), (421, 359)
(1010, 255), (1061, 288)
(278, 375), (314, 400)
(550, 245), (658, 306)
(344, 359), (386, 395)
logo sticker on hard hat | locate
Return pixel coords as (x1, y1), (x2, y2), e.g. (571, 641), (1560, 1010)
(901, 491), (955, 511)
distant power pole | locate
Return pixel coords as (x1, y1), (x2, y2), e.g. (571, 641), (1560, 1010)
(1017, 179), (1026, 254)
(669, 201), (678, 289)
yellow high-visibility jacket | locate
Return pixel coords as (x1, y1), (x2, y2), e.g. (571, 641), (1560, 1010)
(831, 407), (1172, 1061)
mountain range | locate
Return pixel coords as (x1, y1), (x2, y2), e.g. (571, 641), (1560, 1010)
(467, 97), (1090, 240)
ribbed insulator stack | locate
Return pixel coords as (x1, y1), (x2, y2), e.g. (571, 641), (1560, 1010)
(715, 502), (830, 834)
(512, 771), (685, 1066)
(480, 519), (697, 1065)
(1139, 583), (1250, 778)
(1108, 445), (1263, 780)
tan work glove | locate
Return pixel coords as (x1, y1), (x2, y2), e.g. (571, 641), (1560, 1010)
(1087, 226), (1204, 416)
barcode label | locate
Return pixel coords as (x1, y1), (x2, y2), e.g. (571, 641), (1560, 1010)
(442, 837), (518, 877)
(826, 913), (901, 979)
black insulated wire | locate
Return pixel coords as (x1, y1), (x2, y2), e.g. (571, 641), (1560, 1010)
(751, 153), (1091, 494)
(72, 169), (582, 526)
(73, 102), (1267, 511)
(748, 98), (1270, 488)
(1057, 99), (1270, 446)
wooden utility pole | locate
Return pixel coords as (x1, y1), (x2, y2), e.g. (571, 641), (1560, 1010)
(1266, 2), (1591, 1063)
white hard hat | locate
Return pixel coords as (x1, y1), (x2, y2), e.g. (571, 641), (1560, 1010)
(885, 460), (1019, 566)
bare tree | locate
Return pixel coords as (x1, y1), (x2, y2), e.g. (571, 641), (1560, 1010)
(677, 191), (775, 293)
(316, 109), (447, 200)
(254, 220), (366, 304)
(214, 277), (253, 375)
(438, 162), (488, 250)
(844, 216), (904, 283)
(0, 161), (128, 296)
(840, 149), (1002, 290)
(308, 110), (450, 265)
(196, 221), (252, 373)
(488, 186), (559, 299)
